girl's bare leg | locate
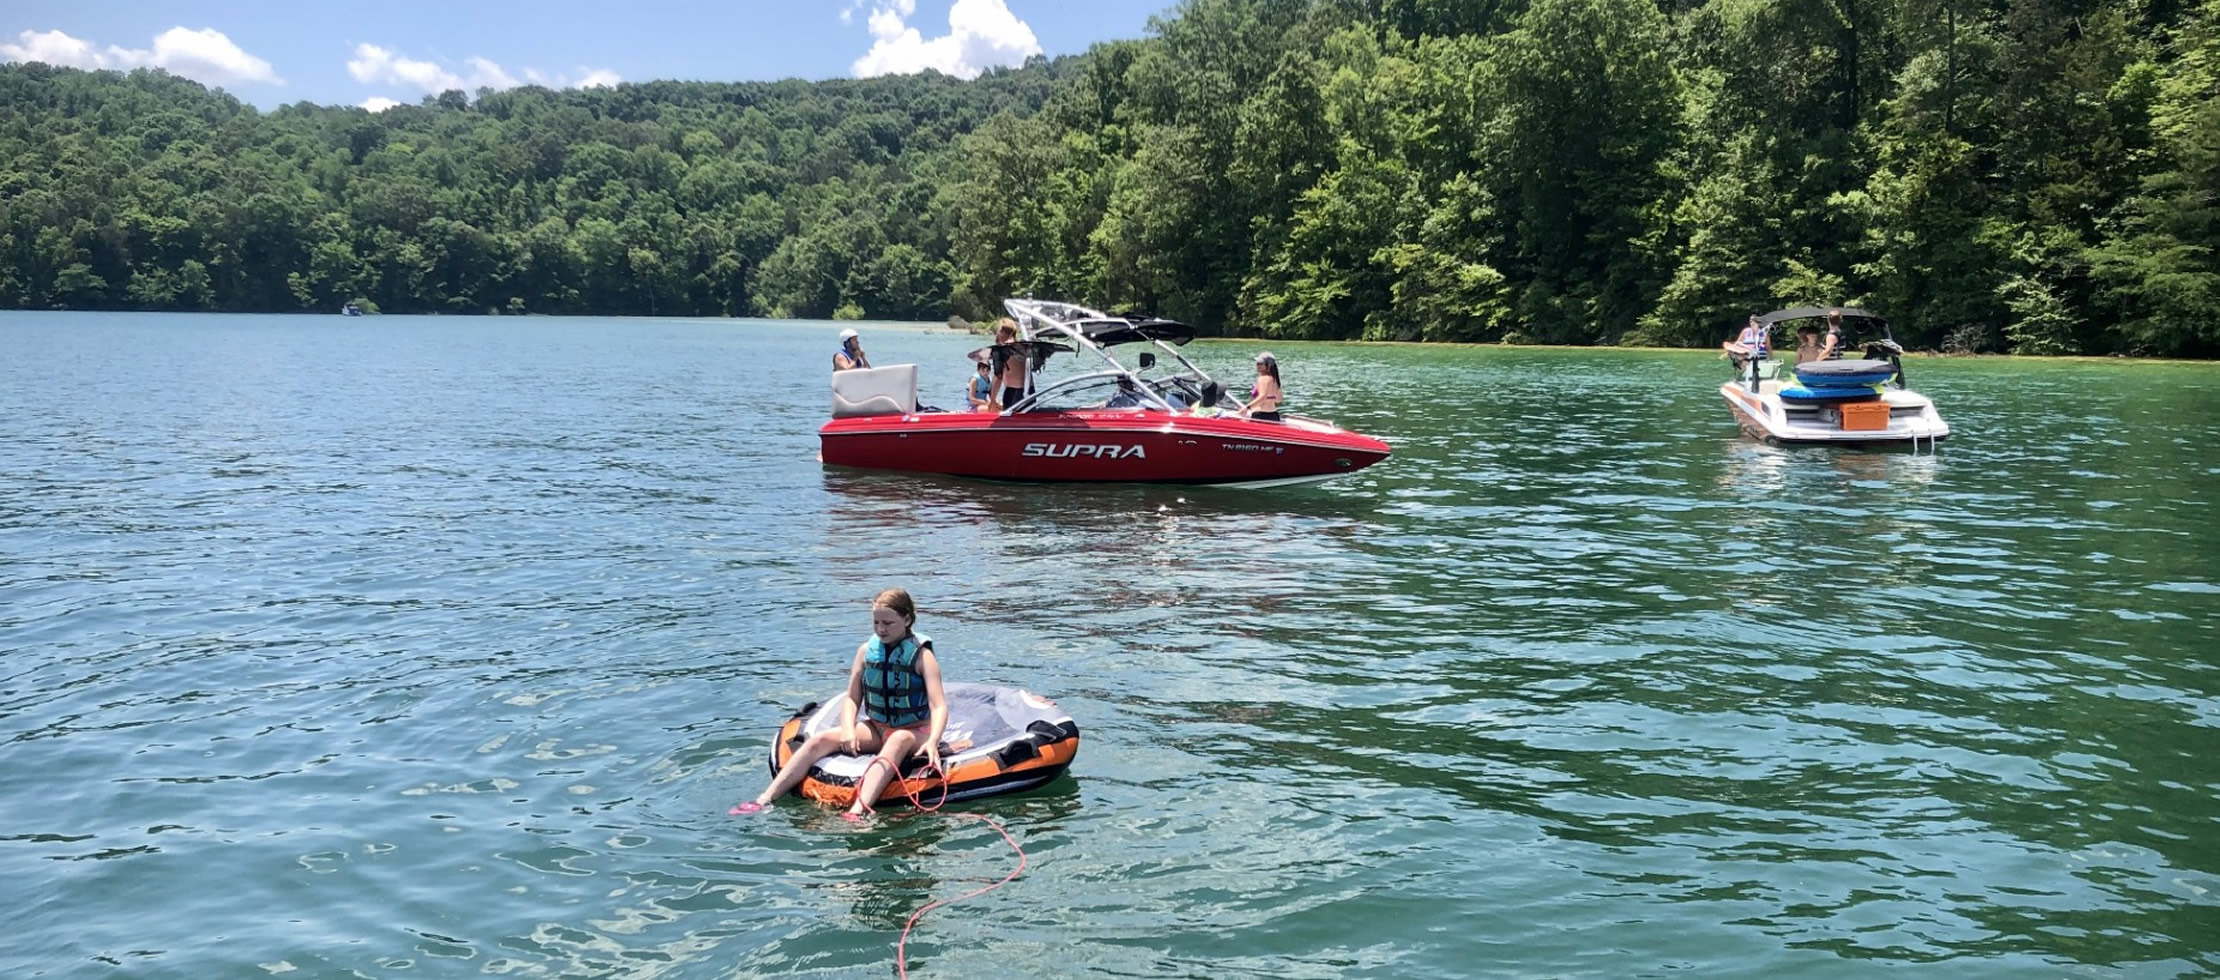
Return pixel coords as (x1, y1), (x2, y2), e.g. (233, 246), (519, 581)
(752, 729), (847, 806)
(847, 729), (919, 815)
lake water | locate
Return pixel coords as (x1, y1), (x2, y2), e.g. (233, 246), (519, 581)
(3, 311), (2216, 978)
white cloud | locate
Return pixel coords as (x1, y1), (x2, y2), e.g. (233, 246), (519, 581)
(1, 26), (283, 87)
(348, 43), (618, 97)
(573, 69), (622, 89)
(850, 0), (1040, 80)
(360, 96), (400, 112)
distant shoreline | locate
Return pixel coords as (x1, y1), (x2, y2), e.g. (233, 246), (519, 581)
(6, 308), (2211, 363)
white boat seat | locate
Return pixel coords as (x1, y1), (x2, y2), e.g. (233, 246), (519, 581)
(830, 363), (918, 418)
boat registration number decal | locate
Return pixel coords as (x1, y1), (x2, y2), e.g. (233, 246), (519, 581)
(1218, 442), (1285, 454)
(1022, 442), (1147, 459)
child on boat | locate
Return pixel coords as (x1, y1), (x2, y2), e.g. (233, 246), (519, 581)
(733, 587), (949, 819)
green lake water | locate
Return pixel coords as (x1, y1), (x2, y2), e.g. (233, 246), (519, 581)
(2, 311), (2216, 977)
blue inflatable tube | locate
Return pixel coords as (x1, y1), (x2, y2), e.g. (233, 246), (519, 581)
(1779, 385), (1880, 404)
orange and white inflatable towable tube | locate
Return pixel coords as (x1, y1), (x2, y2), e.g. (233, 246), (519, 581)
(768, 683), (1079, 809)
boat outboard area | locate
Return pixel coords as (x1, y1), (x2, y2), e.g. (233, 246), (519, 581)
(817, 298), (1392, 486)
(1719, 306), (1950, 449)
(768, 683), (1079, 809)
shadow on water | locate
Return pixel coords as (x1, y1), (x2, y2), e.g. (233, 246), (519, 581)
(818, 465), (1390, 530)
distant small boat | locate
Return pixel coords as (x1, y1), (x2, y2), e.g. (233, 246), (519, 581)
(340, 302), (363, 317)
(1720, 307), (1949, 448)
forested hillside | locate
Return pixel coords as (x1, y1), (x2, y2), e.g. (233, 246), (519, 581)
(4, 0), (2216, 355)
(0, 61), (1063, 322)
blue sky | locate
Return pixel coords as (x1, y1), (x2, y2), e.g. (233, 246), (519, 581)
(1, 1), (1175, 110)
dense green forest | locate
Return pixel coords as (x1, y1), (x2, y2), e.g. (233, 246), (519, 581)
(3, 0), (2216, 355)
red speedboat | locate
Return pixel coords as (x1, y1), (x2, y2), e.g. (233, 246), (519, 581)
(819, 300), (1391, 487)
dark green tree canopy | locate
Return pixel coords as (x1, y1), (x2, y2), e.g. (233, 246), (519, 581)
(4, 0), (2215, 356)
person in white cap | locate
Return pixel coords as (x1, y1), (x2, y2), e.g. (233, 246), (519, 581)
(1239, 351), (1282, 421)
(833, 327), (870, 372)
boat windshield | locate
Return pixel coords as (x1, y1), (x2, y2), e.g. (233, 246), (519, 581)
(1011, 372), (1177, 413)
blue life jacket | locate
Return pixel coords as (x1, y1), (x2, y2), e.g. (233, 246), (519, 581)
(971, 373), (992, 401)
(861, 632), (932, 727)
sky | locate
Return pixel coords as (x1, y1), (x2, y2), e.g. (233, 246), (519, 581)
(0, 0), (1175, 111)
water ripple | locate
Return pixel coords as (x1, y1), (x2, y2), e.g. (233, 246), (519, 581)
(1, 314), (2216, 976)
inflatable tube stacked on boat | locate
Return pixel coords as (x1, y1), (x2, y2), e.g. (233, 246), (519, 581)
(1793, 359), (1897, 389)
(768, 683), (1079, 808)
(1778, 385), (1881, 404)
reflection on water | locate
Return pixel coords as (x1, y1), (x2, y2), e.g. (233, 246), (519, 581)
(1716, 439), (1944, 494)
(1, 314), (2216, 977)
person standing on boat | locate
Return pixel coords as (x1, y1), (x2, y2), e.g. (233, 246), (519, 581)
(1722, 313), (1769, 368)
(991, 319), (1030, 407)
(1239, 352), (1283, 421)
(834, 328), (870, 372)
(1818, 309), (1848, 360)
(732, 587), (949, 820)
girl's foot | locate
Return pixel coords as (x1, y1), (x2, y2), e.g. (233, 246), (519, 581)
(730, 801), (766, 815)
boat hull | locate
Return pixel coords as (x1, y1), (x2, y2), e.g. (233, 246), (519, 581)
(1721, 383), (1950, 448)
(820, 409), (1390, 486)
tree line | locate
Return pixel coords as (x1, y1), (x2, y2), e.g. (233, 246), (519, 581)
(3, 0), (2215, 356)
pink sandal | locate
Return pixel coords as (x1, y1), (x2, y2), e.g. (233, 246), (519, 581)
(729, 801), (765, 815)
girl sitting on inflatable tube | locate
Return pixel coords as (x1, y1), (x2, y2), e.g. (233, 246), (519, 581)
(733, 587), (948, 820)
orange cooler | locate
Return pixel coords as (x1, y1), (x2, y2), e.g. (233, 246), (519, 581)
(1839, 400), (1891, 431)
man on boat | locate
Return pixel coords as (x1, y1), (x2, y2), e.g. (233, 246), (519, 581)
(990, 319), (1030, 406)
(1818, 309), (1848, 360)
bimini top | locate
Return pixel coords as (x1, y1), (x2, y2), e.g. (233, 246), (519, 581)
(1758, 306), (1892, 337)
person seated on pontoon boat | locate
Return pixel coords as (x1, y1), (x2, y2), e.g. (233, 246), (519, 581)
(1722, 313), (1768, 368)
(1238, 352), (1283, 421)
